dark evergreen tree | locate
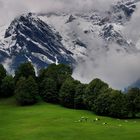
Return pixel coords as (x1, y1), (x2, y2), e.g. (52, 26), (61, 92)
(0, 64), (6, 85)
(127, 88), (140, 118)
(94, 90), (112, 116)
(40, 78), (58, 103)
(59, 77), (80, 108)
(56, 64), (72, 88)
(0, 75), (15, 98)
(74, 83), (87, 109)
(15, 76), (38, 106)
(94, 90), (129, 118)
(38, 64), (72, 91)
(14, 62), (36, 83)
(108, 90), (129, 118)
(84, 79), (109, 110)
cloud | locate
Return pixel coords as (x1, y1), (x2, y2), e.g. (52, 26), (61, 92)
(0, 0), (28, 25)
(17, 0), (119, 13)
(0, 0), (119, 25)
(2, 58), (14, 74)
(73, 41), (140, 90)
(123, 2), (140, 44)
(1, 0), (140, 89)
(70, 1), (140, 90)
(71, 2), (140, 90)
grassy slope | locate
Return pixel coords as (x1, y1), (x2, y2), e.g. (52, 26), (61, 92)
(0, 98), (140, 140)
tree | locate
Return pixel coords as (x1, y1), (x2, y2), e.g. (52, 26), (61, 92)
(0, 75), (15, 98)
(59, 77), (80, 108)
(94, 91), (112, 116)
(40, 78), (58, 103)
(84, 79), (109, 110)
(38, 64), (72, 91)
(108, 90), (129, 118)
(15, 76), (38, 106)
(94, 90), (129, 118)
(14, 62), (36, 83)
(56, 64), (72, 88)
(0, 64), (6, 85)
(74, 83), (87, 109)
(127, 88), (140, 118)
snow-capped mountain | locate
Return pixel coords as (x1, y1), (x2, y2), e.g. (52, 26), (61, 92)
(38, 0), (139, 58)
(0, 13), (74, 71)
(0, 0), (140, 74)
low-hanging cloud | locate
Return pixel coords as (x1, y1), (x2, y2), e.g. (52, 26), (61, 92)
(72, 2), (140, 90)
(73, 43), (140, 90)
(0, 0), (28, 25)
(123, 2), (140, 44)
(1, 0), (140, 89)
(0, 0), (119, 25)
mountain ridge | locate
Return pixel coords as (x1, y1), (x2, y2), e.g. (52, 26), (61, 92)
(0, 0), (140, 85)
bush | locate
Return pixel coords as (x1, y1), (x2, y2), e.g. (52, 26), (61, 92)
(59, 77), (80, 108)
(15, 76), (38, 106)
(0, 75), (15, 98)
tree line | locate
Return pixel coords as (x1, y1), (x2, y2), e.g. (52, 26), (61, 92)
(0, 62), (140, 119)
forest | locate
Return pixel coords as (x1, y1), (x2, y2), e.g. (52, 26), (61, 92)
(0, 62), (140, 119)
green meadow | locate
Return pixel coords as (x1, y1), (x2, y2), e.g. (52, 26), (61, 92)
(0, 98), (140, 140)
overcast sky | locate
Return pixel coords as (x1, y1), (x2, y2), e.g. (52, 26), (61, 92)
(1, 0), (140, 89)
(0, 0), (119, 25)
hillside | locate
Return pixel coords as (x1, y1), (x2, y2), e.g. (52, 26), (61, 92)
(0, 98), (140, 140)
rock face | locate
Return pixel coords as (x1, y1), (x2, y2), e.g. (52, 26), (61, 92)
(0, 13), (74, 71)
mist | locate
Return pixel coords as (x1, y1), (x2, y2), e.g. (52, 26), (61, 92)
(123, 2), (140, 47)
(73, 2), (140, 90)
(0, 0), (119, 25)
(73, 43), (140, 90)
(1, 0), (140, 89)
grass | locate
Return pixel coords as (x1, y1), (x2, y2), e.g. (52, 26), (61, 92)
(0, 98), (140, 140)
